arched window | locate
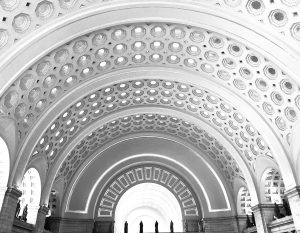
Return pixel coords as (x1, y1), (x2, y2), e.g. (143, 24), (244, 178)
(237, 187), (252, 215)
(0, 137), (9, 211)
(114, 183), (183, 233)
(19, 168), (41, 224)
(262, 169), (285, 204)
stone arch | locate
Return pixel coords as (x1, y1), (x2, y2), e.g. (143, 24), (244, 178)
(0, 136), (9, 211)
(237, 187), (252, 215)
(0, 3), (298, 217)
(33, 75), (267, 208)
(4, 19), (297, 193)
(56, 113), (244, 192)
(0, 0), (299, 55)
(114, 183), (183, 233)
(47, 108), (258, 216)
(96, 164), (201, 219)
(260, 168), (285, 204)
(4, 22), (298, 146)
(62, 136), (235, 218)
(19, 167), (41, 224)
(32, 78), (273, 174)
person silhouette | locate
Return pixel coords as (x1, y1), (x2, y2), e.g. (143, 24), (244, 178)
(246, 215), (251, 228)
(282, 199), (291, 216)
(140, 221), (143, 233)
(251, 212), (256, 226)
(15, 200), (21, 218)
(124, 221), (128, 233)
(170, 220), (174, 233)
(155, 221), (159, 233)
(22, 204), (28, 222)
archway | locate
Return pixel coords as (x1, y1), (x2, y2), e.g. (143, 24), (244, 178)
(114, 183), (183, 233)
(261, 168), (285, 204)
(237, 187), (252, 215)
(19, 168), (41, 224)
(96, 164), (200, 218)
(0, 137), (9, 211)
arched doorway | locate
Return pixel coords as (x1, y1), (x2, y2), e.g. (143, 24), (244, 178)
(94, 164), (201, 233)
(114, 183), (183, 233)
(19, 168), (41, 224)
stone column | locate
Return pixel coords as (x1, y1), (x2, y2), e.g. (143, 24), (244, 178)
(236, 215), (247, 232)
(0, 187), (22, 232)
(33, 205), (49, 233)
(285, 186), (300, 232)
(202, 216), (239, 233)
(94, 219), (115, 233)
(182, 217), (201, 232)
(251, 204), (274, 233)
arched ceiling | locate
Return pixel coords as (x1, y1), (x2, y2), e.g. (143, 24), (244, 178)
(2, 23), (299, 143)
(0, 0), (300, 54)
(0, 0), (299, 220)
(62, 137), (233, 217)
(55, 113), (244, 189)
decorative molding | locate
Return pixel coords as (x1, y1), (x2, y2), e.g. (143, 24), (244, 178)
(96, 164), (200, 218)
(1, 22), (297, 148)
(284, 186), (300, 198)
(251, 203), (275, 212)
(0, 0), (300, 56)
(5, 187), (22, 199)
(55, 113), (245, 189)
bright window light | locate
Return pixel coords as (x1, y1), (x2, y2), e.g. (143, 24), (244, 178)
(0, 137), (9, 210)
(115, 183), (183, 233)
(19, 168), (41, 224)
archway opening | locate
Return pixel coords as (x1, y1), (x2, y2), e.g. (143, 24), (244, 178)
(0, 137), (9, 211)
(261, 169), (285, 204)
(237, 187), (252, 215)
(114, 183), (183, 233)
(19, 168), (41, 224)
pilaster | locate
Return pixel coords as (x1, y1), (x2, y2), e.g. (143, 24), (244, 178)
(202, 216), (239, 233)
(183, 217), (201, 232)
(33, 205), (49, 233)
(0, 187), (22, 233)
(251, 204), (274, 233)
(236, 215), (248, 232)
(285, 186), (300, 232)
(94, 219), (114, 233)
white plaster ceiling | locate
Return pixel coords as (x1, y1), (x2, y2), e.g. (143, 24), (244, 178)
(0, 0), (298, 220)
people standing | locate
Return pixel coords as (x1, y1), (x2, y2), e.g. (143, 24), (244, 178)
(155, 221), (159, 233)
(170, 220), (174, 233)
(139, 221), (143, 233)
(22, 204), (28, 222)
(15, 200), (21, 218)
(124, 221), (128, 233)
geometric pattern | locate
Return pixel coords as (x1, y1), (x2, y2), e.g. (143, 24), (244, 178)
(30, 79), (273, 176)
(1, 23), (299, 147)
(55, 113), (245, 188)
(96, 165), (199, 217)
(1, 1), (300, 53)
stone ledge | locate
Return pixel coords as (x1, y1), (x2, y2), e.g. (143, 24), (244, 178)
(268, 215), (295, 232)
(46, 217), (94, 223)
(13, 218), (34, 231)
